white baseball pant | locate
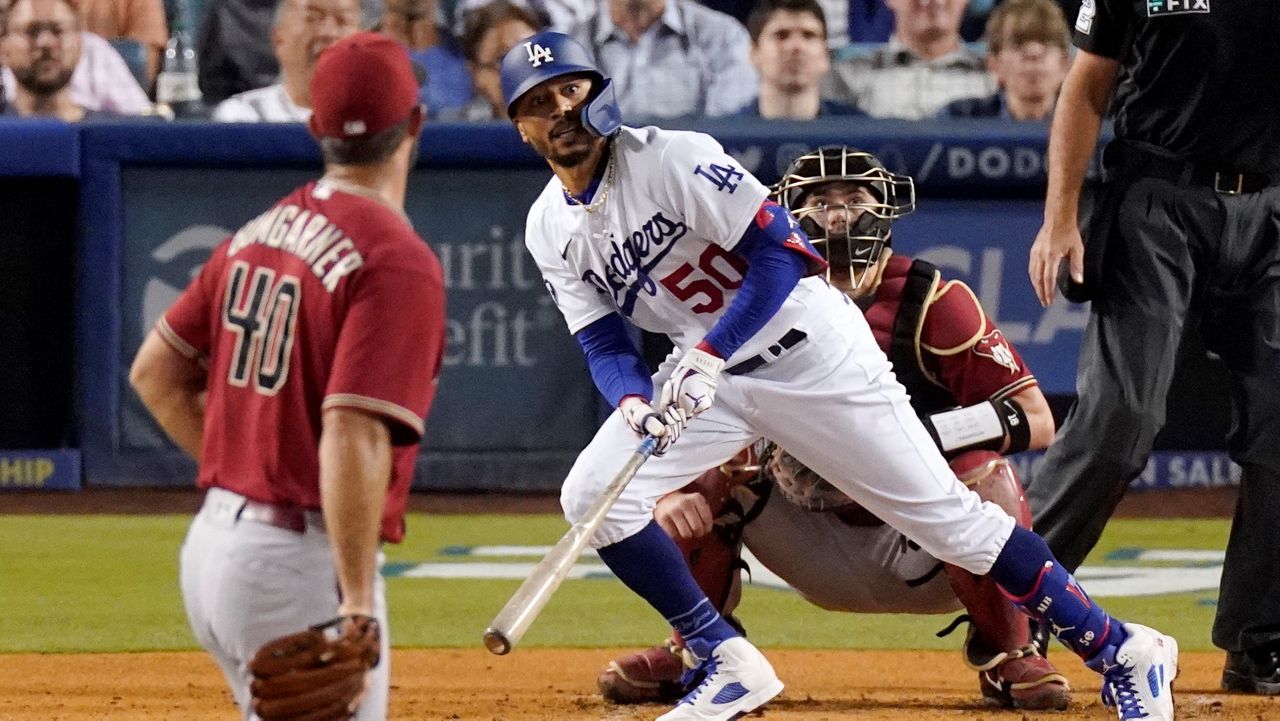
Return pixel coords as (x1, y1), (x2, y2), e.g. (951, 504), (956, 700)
(560, 287), (1016, 576)
(179, 487), (390, 721)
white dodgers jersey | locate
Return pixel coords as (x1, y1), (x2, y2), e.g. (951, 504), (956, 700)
(525, 126), (843, 366)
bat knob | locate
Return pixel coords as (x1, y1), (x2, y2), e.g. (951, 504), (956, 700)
(483, 629), (512, 655)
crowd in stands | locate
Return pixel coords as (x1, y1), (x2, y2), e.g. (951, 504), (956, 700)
(0, 0), (1075, 123)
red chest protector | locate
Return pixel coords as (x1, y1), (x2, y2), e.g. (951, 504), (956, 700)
(859, 255), (957, 415)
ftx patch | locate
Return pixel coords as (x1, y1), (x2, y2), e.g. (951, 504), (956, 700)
(1147, 0), (1209, 17)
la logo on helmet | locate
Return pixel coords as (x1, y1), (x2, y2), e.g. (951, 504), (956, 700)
(525, 42), (554, 68)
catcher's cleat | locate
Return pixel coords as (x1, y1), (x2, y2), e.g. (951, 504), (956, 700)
(978, 645), (1071, 711)
(1088, 623), (1178, 721)
(598, 641), (689, 704)
(656, 637), (783, 721)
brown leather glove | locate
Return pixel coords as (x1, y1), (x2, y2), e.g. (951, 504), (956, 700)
(248, 615), (381, 721)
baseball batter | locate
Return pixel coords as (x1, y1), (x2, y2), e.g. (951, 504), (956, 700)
(503, 30), (1177, 721)
(129, 34), (445, 721)
(597, 147), (1070, 712)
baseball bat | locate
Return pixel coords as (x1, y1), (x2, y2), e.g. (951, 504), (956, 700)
(483, 434), (659, 655)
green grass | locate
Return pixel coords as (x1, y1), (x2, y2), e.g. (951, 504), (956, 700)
(0, 513), (1230, 653)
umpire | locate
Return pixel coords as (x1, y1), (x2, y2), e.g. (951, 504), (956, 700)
(1026, 0), (1280, 696)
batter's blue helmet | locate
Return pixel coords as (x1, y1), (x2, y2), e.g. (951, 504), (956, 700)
(500, 30), (622, 137)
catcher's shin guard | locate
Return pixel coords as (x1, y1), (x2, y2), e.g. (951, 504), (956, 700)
(944, 452), (1070, 710)
(599, 448), (767, 704)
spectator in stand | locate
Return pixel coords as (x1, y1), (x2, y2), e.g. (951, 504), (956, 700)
(439, 0), (538, 121)
(71, 0), (166, 84)
(939, 0), (1069, 121)
(447, 0), (588, 36)
(0, 0), (117, 118)
(2, 0), (150, 114)
(733, 0), (862, 119)
(196, 0), (276, 105)
(374, 0), (471, 117)
(211, 0), (359, 122)
(564, 0), (757, 120)
(846, 0), (994, 43)
(826, 0), (994, 119)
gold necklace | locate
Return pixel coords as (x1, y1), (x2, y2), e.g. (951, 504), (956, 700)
(563, 158), (615, 213)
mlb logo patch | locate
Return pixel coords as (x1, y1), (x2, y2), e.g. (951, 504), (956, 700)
(1147, 0), (1209, 16)
(1075, 0), (1095, 34)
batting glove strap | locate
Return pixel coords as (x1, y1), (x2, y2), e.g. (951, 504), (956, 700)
(659, 348), (725, 421)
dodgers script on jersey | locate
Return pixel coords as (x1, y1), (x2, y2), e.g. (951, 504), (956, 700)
(524, 126), (844, 365)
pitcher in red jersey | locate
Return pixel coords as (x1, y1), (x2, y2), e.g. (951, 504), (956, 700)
(129, 32), (445, 721)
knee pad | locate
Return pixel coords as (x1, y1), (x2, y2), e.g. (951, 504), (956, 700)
(951, 451), (1031, 529)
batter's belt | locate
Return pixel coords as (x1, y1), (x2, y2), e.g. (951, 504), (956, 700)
(724, 329), (808, 375)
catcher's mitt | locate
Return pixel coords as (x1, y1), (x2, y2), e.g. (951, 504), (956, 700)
(249, 614), (381, 721)
(764, 444), (855, 512)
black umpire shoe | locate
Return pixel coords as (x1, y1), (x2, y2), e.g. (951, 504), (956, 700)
(1222, 642), (1280, 695)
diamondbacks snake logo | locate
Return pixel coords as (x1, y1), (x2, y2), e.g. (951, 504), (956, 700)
(974, 329), (1019, 373)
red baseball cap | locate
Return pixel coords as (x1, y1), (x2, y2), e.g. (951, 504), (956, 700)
(310, 32), (420, 140)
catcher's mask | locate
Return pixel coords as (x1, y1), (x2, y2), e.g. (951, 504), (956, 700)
(771, 147), (916, 292)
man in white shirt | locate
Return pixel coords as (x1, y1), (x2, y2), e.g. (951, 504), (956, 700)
(1, 0), (149, 115)
(0, 0), (138, 117)
(212, 0), (359, 122)
(826, 0), (994, 119)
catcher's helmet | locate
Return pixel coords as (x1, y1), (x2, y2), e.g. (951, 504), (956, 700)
(771, 147), (915, 289)
(500, 31), (621, 137)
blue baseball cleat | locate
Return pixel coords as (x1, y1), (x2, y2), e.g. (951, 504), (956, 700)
(1087, 623), (1178, 720)
(656, 637), (783, 721)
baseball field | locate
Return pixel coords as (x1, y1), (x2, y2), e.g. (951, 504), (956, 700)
(1, 491), (1276, 720)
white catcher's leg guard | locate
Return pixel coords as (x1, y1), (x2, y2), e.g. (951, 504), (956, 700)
(656, 637), (783, 721)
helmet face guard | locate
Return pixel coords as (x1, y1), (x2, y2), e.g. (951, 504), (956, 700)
(771, 147), (915, 291)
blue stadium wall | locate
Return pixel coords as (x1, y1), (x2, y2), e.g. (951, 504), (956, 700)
(0, 118), (1234, 491)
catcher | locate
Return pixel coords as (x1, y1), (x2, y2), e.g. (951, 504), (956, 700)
(598, 146), (1071, 711)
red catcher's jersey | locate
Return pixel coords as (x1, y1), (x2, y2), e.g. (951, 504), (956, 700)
(159, 180), (446, 542)
(862, 254), (1036, 414)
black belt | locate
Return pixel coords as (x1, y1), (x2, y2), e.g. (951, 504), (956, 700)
(238, 499), (326, 534)
(723, 329), (807, 375)
(1110, 143), (1274, 195)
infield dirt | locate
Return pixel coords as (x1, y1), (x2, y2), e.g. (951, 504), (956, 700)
(0, 648), (1274, 720)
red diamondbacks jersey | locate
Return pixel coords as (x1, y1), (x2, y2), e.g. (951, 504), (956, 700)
(158, 180), (446, 542)
(863, 254), (1036, 413)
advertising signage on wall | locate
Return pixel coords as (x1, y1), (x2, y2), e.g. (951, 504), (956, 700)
(64, 121), (1129, 489)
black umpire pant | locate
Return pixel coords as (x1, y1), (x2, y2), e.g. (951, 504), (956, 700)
(1027, 141), (1280, 654)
